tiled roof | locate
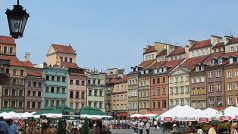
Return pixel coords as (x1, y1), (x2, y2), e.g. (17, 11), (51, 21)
(168, 47), (185, 56)
(163, 59), (185, 72)
(108, 76), (127, 84)
(181, 56), (208, 70)
(0, 55), (24, 67)
(22, 61), (34, 68)
(0, 35), (15, 45)
(189, 39), (211, 51)
(144, 46), (156, 54)
(149, 61), (166, 69)
(138, 60), (156, 69)
(27, 71), (42, 77)
(203, 52), (224, 64)
(223, 51), (238, 58)
(60, 62), (80, 69)
(52, 44), (75, 54)
(157, 49), (167, 57)
(212, 42), (224, 49)
(227, 37), (238, 45)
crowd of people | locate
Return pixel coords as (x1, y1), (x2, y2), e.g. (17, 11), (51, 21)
(0, 117), (19, 134)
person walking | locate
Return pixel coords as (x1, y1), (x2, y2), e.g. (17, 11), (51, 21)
(138, 120), (144, 134)
(145, 121), (150, 134)
(6, 119), (19, 134)
(0, 117), (8, 134)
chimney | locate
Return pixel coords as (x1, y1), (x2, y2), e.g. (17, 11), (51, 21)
(25, 52), (30, 61)
(143, 45), (151, 53)
(187, 40), (196, 47)
(211, 35), (222, 47)
(224, 36), (234, 44)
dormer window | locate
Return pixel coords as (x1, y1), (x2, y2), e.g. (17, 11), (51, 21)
(218, 58), (222, 64)
(164, 67), (167, 72)
(196, 66), (200, 72)
(154, 69), (158, 74)
(145, 70), (149, 74)
(229, 57), (234, 64)
(135, 67), (139, 72)
(141, 70), (144, 74)
(131, 67), (135, 72)
(201, 66), (204, 71)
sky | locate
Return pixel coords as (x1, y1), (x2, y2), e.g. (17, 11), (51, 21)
(0, 0), (238, 73)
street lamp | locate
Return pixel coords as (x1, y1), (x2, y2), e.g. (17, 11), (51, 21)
(5, 0), (29, 39)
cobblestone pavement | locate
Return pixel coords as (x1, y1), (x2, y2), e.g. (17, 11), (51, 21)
(110, 128), (169, 134)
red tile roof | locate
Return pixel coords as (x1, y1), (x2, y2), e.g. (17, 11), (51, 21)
(138, 60), (156, 69)
(227, 37), (238, 45)
(0, 35), (15, 45)
(162, 59), (185, 72)
(168, 47), (185, 56)
(22, 61), (34, 68)
(52, 44), (76, 54)
(150, 61), (166, 69)
(223, 51), (238, 58)
(144, 46), (156, 54)
(189, 39), (211, 51)
(203, 52), (224, 64)
(157, 49), (167, 57)
(60, 62), (80, 69)
(108, 76), (127, 84)
(181, 56), (208, 70)
(27, 71), (42, 77)
(212, 42), (224, 49)
(0, 55), (24, 67)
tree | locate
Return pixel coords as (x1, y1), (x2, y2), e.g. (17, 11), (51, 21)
(81, 118), (89, 134)
(57, 119), (65, 134)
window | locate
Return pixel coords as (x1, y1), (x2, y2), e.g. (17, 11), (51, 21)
(228, 83), (233, 91)
(175, 77), (178, 83)
(4, 89), (9, 96)
(46, 87), (49, 93)
(19, 101), (23, 108)
(209, 84), (214, 92)
(62, 77), (66, 82)
(50, 100), (54, 107)
(32, 102), (36, 108)
(89, 90), (92, 96)
(228, 96), (233, 105)
(19, 90), (23, 96)
(162, 100), (166, 108)
(33, 91), (36, 96)
(27, 81), (31, 87)
(12, 89), (16, 96)
(162, 88), (166, 94)
(99, 102), (102, 108)
(217, 84), (221, 91)
(51, 76), (55, 81)
(158, 88), (160, 96)
(81, 92), (85, 99)
(176, 87), (179, 94)
(38, 102), (41, 108)
(60, 57), (63, 62)
(70, 91), (74, 98)
(27, 101), (30, 108)
(65, 57), (68, 62)
(158, 101), (160, 109)
(170, 88), (173, 94)
(99, 90), (103, 96)
(75, 92), (79, 98)
(70, 80), (74, 85)
(152, 79), (155, 84)
(20, 70), (24, 76)
(4, 46), (7, 53)
(180, 86), (184, 94)
(153, 102), (156, 109)
(51, 87), (54, 93)
(4, 101), (8, 107)
(12, 79), (17, 85)
(93, 79), (96, 85)
(11, 101), (16, 107)
(62, 88), (65, 93)
(9, 47), (13, 54)
(94, 102), (97, 108)
(163, 77), (166, 83)
(216, 70), (221, 77)
(208, 71), (212, 78)
(157, 78), (160, 84)
(76, 80), (79, 85)
(94, 90), (97, 96)
(57, 87), (60, 93)
(13, 69), (17, 76)
(69, 58), (73, 63)
(33, 82), (37, 87)
(56, 100), (60, 106)
(227, 71), (232, 78)
(38, 82), (42, 87)
(217, 97), (223, 107)
(230, 46), (235, 52)
(57, 77), (60, 81)
(181, 99), (184, 106)
(89, 101), (92, 107)
(180, 76), (183, 82)
(98, 80), (101, 85)
(209, 98), (215, 107)
(27, 91), (31, 96)
(88, 80), (91, 84)
(82, 81), (85, 86)
(38, 91), (41, 97)
(46, 75), (49, 80)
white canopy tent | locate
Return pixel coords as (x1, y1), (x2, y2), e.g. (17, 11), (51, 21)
(217, 106), (238, 120)
(203, 108), (219, 118)
(130, 113), (144, 118)
(158, 105), (208, 122)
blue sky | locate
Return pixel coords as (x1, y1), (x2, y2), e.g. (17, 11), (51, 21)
(0, 0), (238, 73)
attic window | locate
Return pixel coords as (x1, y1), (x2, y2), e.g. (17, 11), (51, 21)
(218, 58), (222, 64)
(141, 70), (144, 74)
(145, 70), (149, 74)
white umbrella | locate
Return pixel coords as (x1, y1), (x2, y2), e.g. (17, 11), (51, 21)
(217, 106), (238, 120)
(144, 112), (157, 118)
(130, 113), (144, 118)
(203, 108), (218, 118)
